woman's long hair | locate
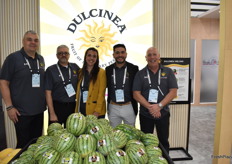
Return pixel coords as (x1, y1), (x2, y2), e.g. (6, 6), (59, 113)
(79, 47), (100, 84)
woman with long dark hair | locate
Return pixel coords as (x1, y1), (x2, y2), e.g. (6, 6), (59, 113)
(75, 47), (106, 118)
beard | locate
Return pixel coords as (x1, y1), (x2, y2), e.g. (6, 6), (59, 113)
(115, 57), (125, 64)
(59, 57), (68, 64)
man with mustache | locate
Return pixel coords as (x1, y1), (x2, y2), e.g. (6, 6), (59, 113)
(106, 44), (139, 127)
(133, 47), (178, 153)
(45, 45), (79, 127)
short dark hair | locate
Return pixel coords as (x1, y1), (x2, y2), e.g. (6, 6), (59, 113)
(113, 44), (126, 51)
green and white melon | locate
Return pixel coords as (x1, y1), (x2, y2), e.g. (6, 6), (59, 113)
(75, 134), (97, 158)
(106, 149), (129, 164)
(141, 133), (159, 146)
(53, 132), (76, 153)
(148, 156), (168, 164)
(146, 144), (162, 159)
(83, 151), (106, 164)
(11, 157), (36, 164)
(34, 144), (53, 161)
(86, 122), (106, 140)
(36, 135), (54, 146)
(97, 133), (116, 156)
(112, 130), (127, 149)
(59, 151), (82, 164)
(126, 146), (148, 164)
(47, 122), (63, 136)
(66, 113), (87, 136)
(38, 149), (60, 164)
(125, 139), (145, 151)
(114, 124), (141, 140)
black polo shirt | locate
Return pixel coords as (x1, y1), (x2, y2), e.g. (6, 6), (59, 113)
(108, 64), (131, 104)
(133, 65), (178, 119)
(0, 48), (46, 116)
(45, 62), (79, 102)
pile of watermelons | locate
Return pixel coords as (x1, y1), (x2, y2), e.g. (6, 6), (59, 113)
(10, 113), (168, 164)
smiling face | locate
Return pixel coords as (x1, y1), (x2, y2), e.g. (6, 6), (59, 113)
(22, 33), (39, 54)
(85, 50), (98, 67)
(113, 47), (127, 64)
(146, 47), (160, 68)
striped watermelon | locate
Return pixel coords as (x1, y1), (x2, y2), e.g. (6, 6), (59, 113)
(86, 122), (106, 140)
(146, 145), (162, 159)
(59, 151), (82, 164)
(66, 113), (87, 136)
(47, 123), (63, 136)
(112, 130), (127, 149)
(53, 132), (76, 153)
(75, 134), (97, 158)
(34, 144), (53, 161)
(125, 139), (145, 151)
(83, 151), (106, 164)
(141, 133), (159, 146)
(106, 149), (129, 164)
(148, 156), (168, 164)
(97, 134), (116, 156)
(114, 124), (141, 140)
(36, 135), (54, 146)
(126, 146), (148, 164)
(11, 157), (36, 164)
(27, 143), (39, 151)
(38, 149), (60, 164)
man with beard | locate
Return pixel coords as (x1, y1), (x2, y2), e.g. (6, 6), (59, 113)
(133, 47), (178, 153)
(45, 45), (79, 127)
(106, 44), (139, 127)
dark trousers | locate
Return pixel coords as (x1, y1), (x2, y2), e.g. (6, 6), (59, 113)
(139, 113), (170, 153)
(14, 113), (43, 148)
(49, 101), (76, 128)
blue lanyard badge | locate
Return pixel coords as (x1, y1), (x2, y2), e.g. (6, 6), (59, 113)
(115, 89), (125, 102)
(148, 89), (158, 103)
(82, 91), (88, 103)
(65, 83), (76, 97)
(32, 74), (40, 87)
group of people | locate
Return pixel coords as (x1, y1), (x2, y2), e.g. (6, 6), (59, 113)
(0, 30), (178, 153)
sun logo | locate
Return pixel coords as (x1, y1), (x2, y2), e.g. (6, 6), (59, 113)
(77, 21), (118, 61)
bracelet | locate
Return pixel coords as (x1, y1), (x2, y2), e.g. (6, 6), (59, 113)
(6, 105), (14, 111)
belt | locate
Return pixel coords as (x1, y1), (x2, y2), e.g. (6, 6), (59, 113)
(110, 101), (131, 106)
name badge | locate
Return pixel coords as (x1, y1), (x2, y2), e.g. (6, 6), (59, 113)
(64, 84), (76, 97)
(115, 89), (124, 102)
(83, 91), (88, 103)
(148, 89), (158, 103)
(32, 74), (40, 87)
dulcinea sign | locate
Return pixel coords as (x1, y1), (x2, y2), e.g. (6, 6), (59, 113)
(40, 0), (152, 69)
(67, 9), (126, 34)
(66, 9), (127, 68)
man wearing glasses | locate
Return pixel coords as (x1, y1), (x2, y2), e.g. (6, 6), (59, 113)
(45, 45), (80, 127)
(0, 30), (46, 148)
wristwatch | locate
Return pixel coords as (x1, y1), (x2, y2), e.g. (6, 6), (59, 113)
(158, 103), (163, 109)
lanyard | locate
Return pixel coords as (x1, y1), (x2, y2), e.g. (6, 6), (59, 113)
(56, 64), (71, 85)
(81, 71), (89, 90)
(113, 67), (127, 89)
(24, 57), (40, 73)
(147, 68), (164, 96)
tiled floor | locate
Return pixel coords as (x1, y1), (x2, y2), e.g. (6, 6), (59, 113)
(171, 106), (216, 164)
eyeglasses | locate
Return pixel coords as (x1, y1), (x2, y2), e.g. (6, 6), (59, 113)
(57, 52), (69, 56)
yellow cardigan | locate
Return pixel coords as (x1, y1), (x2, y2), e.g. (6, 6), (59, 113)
(75, 68), (106, 116)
